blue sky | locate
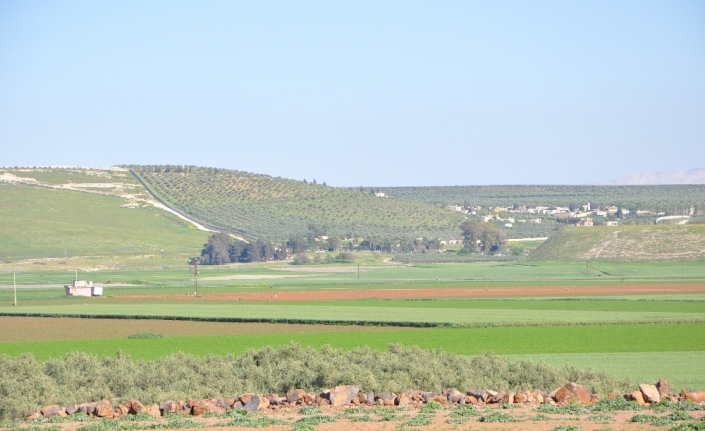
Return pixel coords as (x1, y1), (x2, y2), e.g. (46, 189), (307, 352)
(1, 0), (703, 186)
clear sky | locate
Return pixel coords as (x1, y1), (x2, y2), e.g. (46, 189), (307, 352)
(1, 0), (704, 186)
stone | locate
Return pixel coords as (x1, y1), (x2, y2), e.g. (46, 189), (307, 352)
(79, 402), (98, 416)
(366, 392), (375, 405)
(26, 410), (41, 421)
(421, 392), (435, 403)
(243, 394), (269, 412)
(286, 389), (306, 404)
(146, 404), (160, 417)
(95, 400), (112, 418)
(466, 390), (486, 402)
(639, 384), (660, 404)
(159, 401), (178, 415)
(66, 405), (79, 416)
(116, 404), (130, 416)
(328, 385), (361, 406)
(395, 393), (411, 406)
(356, 393), (367, 404)
(41, 405), (60, 415)
(465, 395), (479, 405)
(554, 383), (592, 405)
(681, 390), (705, 404)
(432, 395), (447, 405)
(129, 400), (145, 414)
(514, 393), (528, 403)
(239, 394), (253, 404)
(446, 389), (464, 404)
(625, 391), (646, 405)
(376, 392), (395, 402)
(43, 407), (66, 418)
(656, 379), (669, 397)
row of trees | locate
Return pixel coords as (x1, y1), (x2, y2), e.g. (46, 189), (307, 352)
(200, 232), (287, 264)
(460, 220), (508, 253)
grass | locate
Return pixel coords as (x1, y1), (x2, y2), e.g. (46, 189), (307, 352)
(4, 301), (703, 326)
(530, 225), (705, 262)
(0, 182), (207, 261)
(0, 323), (702, 360)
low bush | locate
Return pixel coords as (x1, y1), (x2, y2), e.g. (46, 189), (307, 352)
(0, 343), (629, 420)
(126, 333), (164, 340)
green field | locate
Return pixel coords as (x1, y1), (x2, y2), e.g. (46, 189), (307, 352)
(530, 224), (705, 262)
(0, 182), (208, 261)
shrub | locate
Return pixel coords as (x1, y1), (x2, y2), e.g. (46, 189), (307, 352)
(126, 333), (164, 340)
(0, 344), (630, 420)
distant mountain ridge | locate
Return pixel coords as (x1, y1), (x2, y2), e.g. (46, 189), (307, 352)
(602, 167), (705, 185)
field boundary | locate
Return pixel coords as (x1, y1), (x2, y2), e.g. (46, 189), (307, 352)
(128, 169), (258, 241)
(1, 312), (703, 329)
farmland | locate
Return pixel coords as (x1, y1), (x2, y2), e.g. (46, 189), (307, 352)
(129, 166), (466, 241)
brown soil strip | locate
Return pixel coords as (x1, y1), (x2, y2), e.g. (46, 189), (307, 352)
(116, 283), (705, 302)
(0, 316), (395, 342)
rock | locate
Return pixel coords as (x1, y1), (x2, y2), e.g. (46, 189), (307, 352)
(466, 390), (486, 402)
(446, 389), (464, 404)
(286, 389), (306, 404)
(376, 392), (395, 402)
(129, 400), (145, 414)
(243, 394), (269, 412)
(116, 404), (130, 416)
(26, 410), (41, 421)
(146, 404), (160, 417)
(656, 379), (669, 397)
(681, 390), (705, 404)
(625, 391), (646, 405)
(554, 383), (592, 405)
(41, 405), (59, 415)
(66, 405), (79, 416)
(302, 393), (315, 405)
(95, 400), (112, 418)
(366, 392), (375, 405)
(43, 407), (66, 418)
(328, 385), (361, 406)
(532, 390), (544, 404)
(421, 392), (435, 403)
(639, 384), (660, 404)
(356, 393), (367, 404)
(465, 395), (479, 405)
(514, 393), (528, 403)
(159, 401), (177, 415)
(395, 393), (411, 406)
(79, 402), (98, 415)
(239, 394), (253, 404)
(432, 395), (447, 405)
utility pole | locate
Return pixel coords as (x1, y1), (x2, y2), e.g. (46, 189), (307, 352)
(190, 258), (199, 296)
(357, 264), (360, 280)
(13, 269), (17, 306)
(586, 260), (589, 277)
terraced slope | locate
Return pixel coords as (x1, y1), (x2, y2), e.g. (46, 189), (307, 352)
(130, 166), (466, 240)
(528, 224), (705, 261)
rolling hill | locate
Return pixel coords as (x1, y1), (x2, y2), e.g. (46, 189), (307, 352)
(528, 224), (705, 262)
(0, 168), (208, 263)
(129, 165), (466, 241)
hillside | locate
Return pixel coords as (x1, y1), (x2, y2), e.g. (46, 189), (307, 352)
(129, 165), (466, 240)
(380, 185), (705, 214)
(0, 168), (208, 264)
(528, 225), (705, 262)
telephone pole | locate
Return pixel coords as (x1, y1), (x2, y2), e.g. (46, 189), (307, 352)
(190, 258), (199, 296)
(13, 269), (17, 306)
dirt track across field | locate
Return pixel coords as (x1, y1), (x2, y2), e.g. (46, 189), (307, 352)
(116, 283), (705, 302)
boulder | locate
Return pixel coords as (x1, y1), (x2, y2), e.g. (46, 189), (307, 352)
(532, 390), (544, 404)
(286, 389), (306, 404)
(26, 410), (42, 421)
(79, 402), (98, 415)
(465, 395), (479, 405)
(129, 400), (145, 414)
(466, 390), (486, 402)
(446, 389), (464, 404)
(421, 392), (435, 403)
(554, 383), (592, 405)
(243, 394), (269, 412)
(159, 401), (178, 415)
(431, 395), (447, 405)
(43, 407), (67, 418)
(395, 393), (411, 406)
(639, 384), (660, 404)
(514, 393), (528, 403)
(656, 379), (669, 397)
(95, 400), (112, 418)
(366, 391), (375, 405)
(376, 392), (395, 402)
(356, 393), (367, 404)
(146, 404), (160, 417)
(66, 405), (79, 416)
(41, 405), (60, 415)
(328, 385), (361, 406)
(681, 390), (705, 404)
(116, 404), (130, 416)
(239, 394), (253, 404)
(625, 391), (646, 405)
